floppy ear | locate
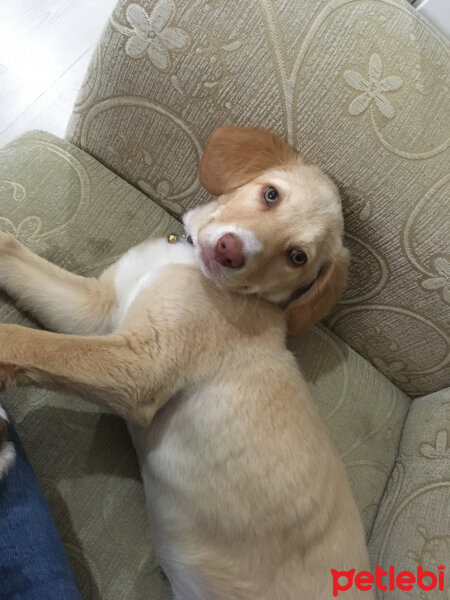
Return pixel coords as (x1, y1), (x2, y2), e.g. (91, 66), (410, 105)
(199, 126), (297, 196)
(285, 247), (350, 338)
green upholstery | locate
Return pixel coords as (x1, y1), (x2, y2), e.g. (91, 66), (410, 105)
(369, 388), (450, 598)
(1, 0), (449, 596)
(289, 327), (410, 537)
(0, 132), (180, 599)
(0, 132), (411, 597)
(67, 0), (450, 397)
(0, 131), (180, 287)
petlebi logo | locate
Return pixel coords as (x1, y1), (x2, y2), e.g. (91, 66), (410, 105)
(331, 564), (446, 596)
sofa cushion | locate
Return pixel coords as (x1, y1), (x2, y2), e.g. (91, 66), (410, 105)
(368, 388), (450, 596)
(0, 131), (410, 597)
(289, 328), (410, 538)
(67, 0), (449, 397)
(0, 131), (181, 600)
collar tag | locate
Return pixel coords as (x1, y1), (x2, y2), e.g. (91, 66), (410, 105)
(167, 233), (193, 245)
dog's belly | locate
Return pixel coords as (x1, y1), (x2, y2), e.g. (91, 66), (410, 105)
(127, 384), (315, 600)
(127, 377), (371, 600)
(112, 238), (196, 326)
(128, 403), (217, 600)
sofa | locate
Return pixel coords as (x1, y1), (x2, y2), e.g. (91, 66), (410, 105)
(0, 0), (448, 598)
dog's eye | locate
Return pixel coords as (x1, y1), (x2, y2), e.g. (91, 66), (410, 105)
(263, 186), (279, 205)
(288, 249), (307, 266)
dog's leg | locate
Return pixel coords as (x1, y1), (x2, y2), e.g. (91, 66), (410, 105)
(0, 233), (116, 334)
(0, 324), (168, 425)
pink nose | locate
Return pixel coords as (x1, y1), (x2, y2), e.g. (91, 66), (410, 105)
(214, 233), (245, 269)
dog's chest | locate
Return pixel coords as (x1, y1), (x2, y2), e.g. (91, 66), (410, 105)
(113, 238), (196, 326)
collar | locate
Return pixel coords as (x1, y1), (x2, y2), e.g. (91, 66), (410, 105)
(167, 233), (194, 246)
(279, 262), (330, 307)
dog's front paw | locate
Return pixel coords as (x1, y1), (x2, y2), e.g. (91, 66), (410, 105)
(0, 232), (20, 254)
(0, 363), (18, 390)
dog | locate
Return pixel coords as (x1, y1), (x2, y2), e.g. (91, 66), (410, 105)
(0, 126), (372, 599)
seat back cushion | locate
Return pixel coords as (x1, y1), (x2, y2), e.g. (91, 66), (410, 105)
(67, 0), (449, 397)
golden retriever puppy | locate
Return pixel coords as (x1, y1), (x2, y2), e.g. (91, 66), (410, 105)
(0, 127), (372, 599)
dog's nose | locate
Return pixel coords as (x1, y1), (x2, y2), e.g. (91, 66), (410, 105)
(214, 233), (245, 269)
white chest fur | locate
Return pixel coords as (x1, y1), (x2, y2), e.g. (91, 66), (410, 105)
(113, 239), (196, 327)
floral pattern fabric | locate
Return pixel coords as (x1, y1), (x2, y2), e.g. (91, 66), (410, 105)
(0, 132), (182, 600)
(119, 1), (190, 70)
(344, 53), (403, 118)
(369, 388), (450, 599)
(0, 132), (411, 599)
(68, 0), (450, 397)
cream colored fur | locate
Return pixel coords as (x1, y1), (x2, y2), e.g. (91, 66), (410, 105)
(0, 127), (372, 599)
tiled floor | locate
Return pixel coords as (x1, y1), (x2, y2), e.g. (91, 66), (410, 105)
(0, 0), (116, 147)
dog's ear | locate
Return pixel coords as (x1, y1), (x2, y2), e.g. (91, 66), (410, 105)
(285, 247), (350, 338)
(199, 126), (297, 196)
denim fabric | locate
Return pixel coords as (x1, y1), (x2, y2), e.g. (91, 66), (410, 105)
(0, 425), (81, 600)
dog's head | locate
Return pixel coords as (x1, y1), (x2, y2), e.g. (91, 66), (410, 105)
(183, 126), (349, 336)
